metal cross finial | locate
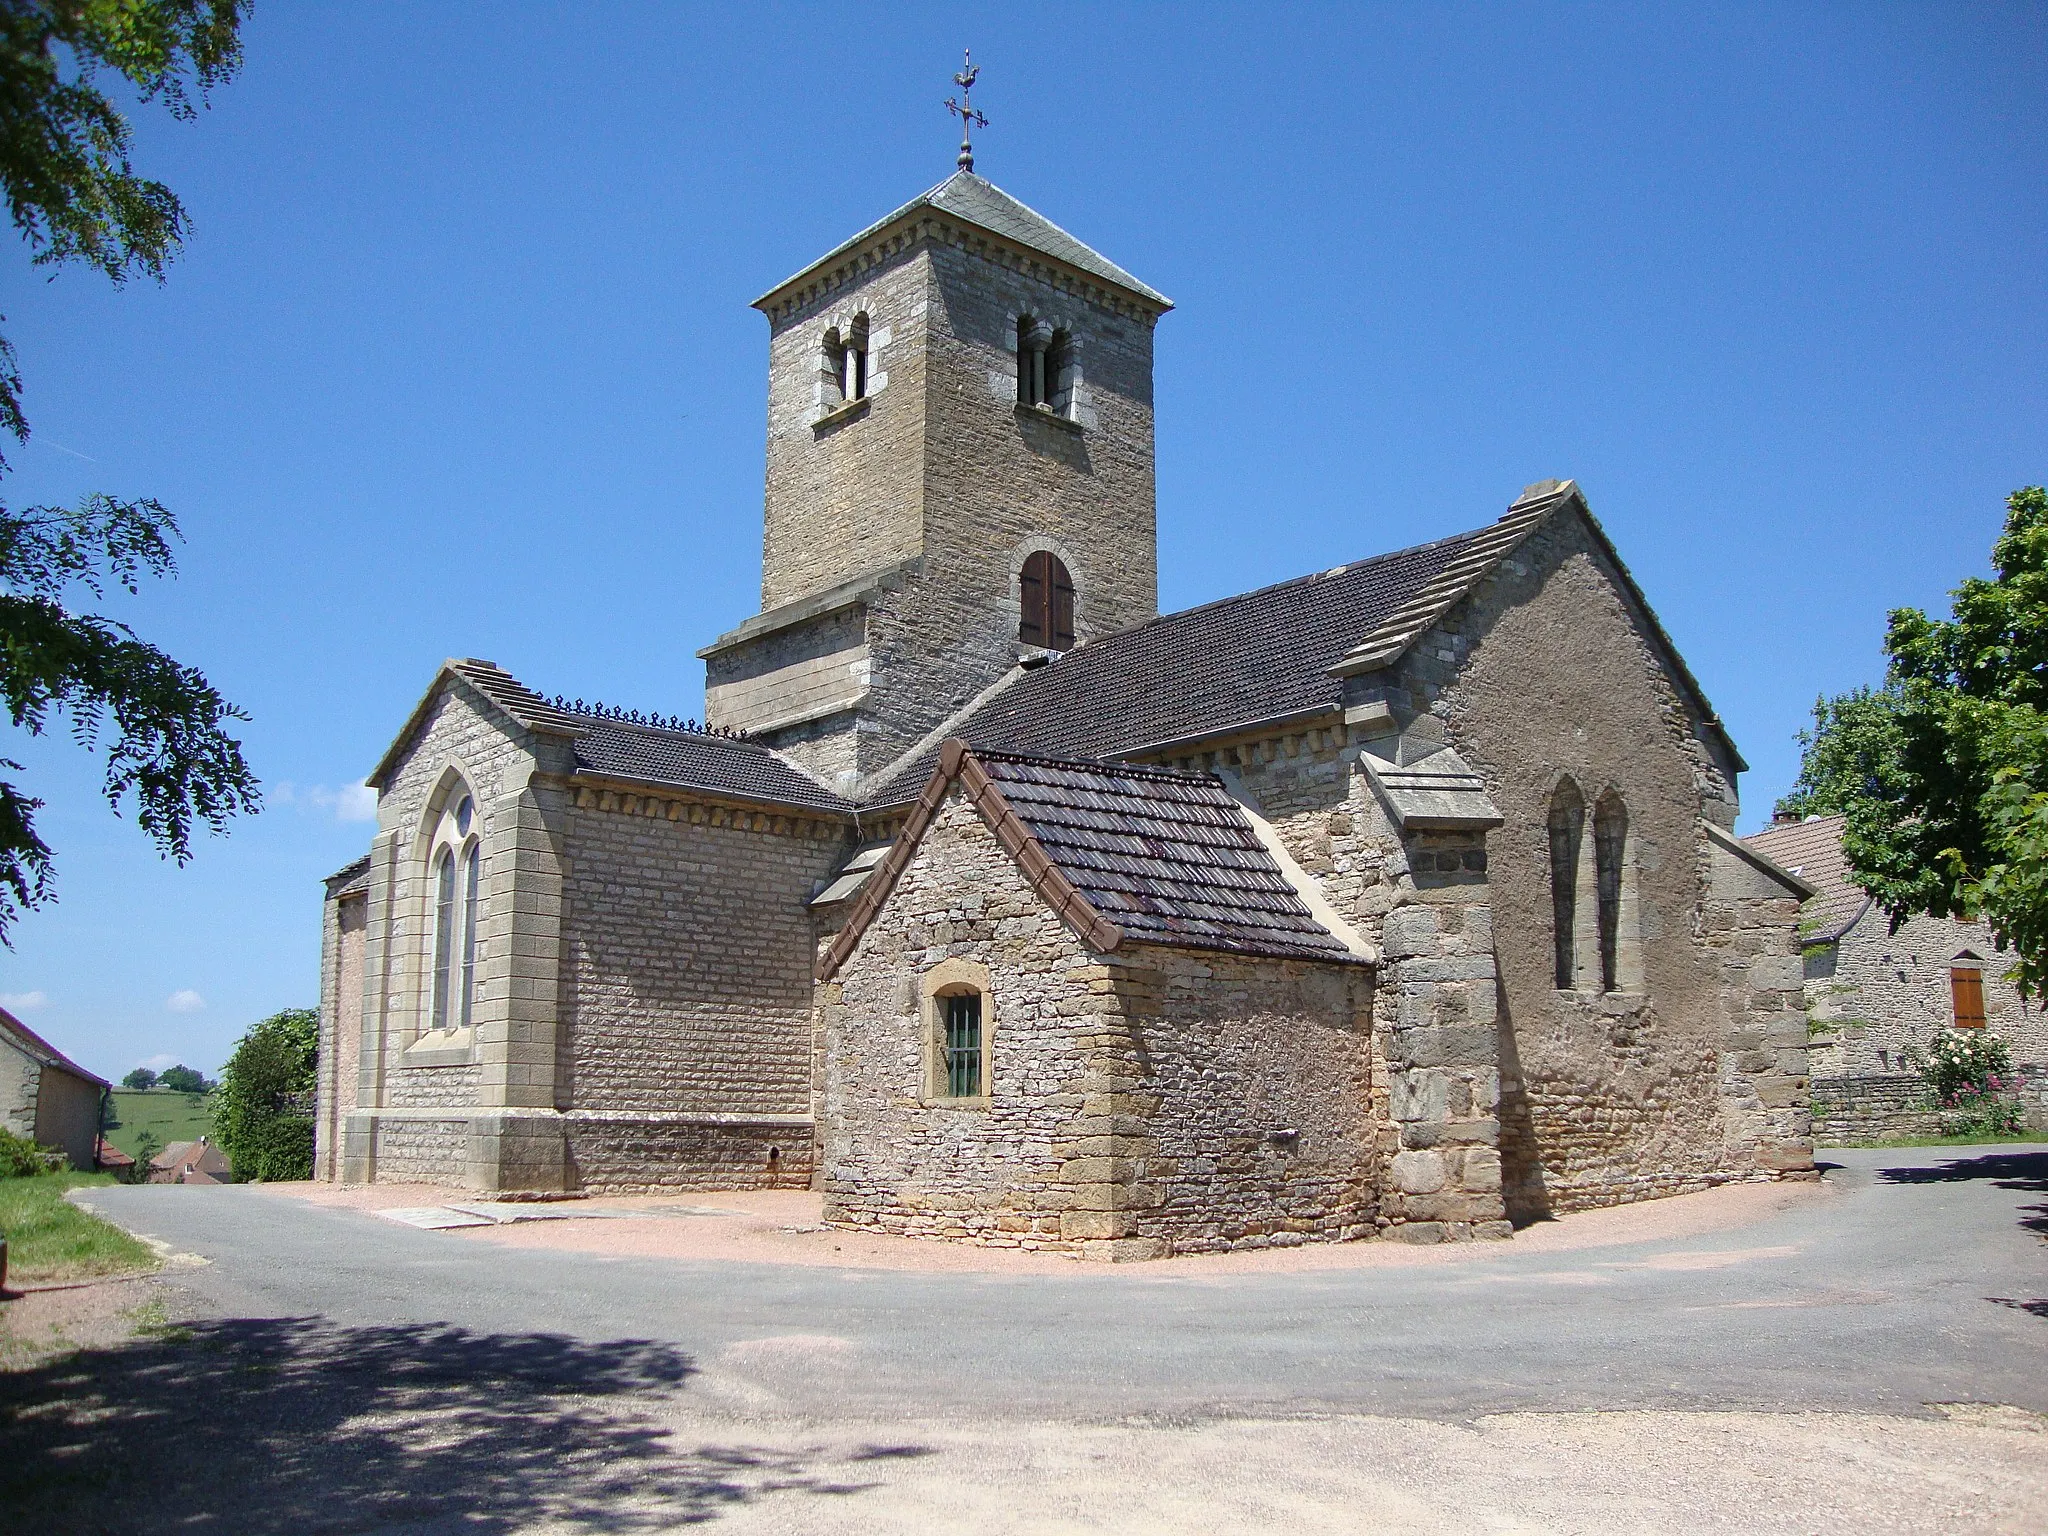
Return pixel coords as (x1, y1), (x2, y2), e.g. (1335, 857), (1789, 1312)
(945, 50), (988, 171)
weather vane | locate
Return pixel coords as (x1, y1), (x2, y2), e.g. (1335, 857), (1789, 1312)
(945, 50), (988, 171)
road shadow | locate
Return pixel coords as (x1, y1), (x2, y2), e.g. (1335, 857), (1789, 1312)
(1876, 1150), (2048, 1242)
(0, 1312), (912, 1531)
(1988, 1297), (2048, 1320)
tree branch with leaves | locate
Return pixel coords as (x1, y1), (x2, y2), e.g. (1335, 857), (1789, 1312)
(0, 1), (257, 943)
(1780, 486), (2048, 996)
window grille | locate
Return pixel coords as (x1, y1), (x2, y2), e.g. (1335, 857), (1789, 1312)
(1019, 551), (1076, 650)
(1951, 967), (1987, 1028)
(943, 992), (983, 1097)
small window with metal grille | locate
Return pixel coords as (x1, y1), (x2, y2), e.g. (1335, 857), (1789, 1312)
(1019, 551), (1075, 651)
(1951, 965), (1987, 1028)
(941, 991), (983, 1098)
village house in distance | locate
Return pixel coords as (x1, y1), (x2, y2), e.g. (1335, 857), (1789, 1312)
(316, 144), (1817, 1257)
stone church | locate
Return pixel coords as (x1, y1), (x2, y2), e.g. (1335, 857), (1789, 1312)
(315, 165), (1816, 1256)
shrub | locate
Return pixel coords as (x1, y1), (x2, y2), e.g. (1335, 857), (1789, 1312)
(210, 1008), (317, 1181)
(1910, 1029), (2025, 1136)
(0, 1126), (67, 1179)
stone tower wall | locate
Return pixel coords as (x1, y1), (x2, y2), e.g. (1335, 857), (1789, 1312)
(760, 246), (932, 609)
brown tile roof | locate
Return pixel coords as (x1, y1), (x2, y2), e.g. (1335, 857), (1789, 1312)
(866, 528), (1489, 806)
(0, 1009), (108, 1088)
(866, 482), (1743, 806)
(819, 742), (1361, 980)
(1741, 814), (1870, 942)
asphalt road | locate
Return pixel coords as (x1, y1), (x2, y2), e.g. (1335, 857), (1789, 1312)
(63, 1145), (2048, 1421)
(7, 1146), (2046, 1534)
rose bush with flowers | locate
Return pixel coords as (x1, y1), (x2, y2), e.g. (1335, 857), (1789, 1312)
(1907, 1029), (2025, 1136)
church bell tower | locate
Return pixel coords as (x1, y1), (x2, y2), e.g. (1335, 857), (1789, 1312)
(698, 147), (1173, 790)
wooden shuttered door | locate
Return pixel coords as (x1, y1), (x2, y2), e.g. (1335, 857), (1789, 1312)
(1951, 966), (1987, 1028)
(1018, 551), (1076, 650)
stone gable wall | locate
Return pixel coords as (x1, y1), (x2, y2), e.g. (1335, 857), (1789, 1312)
(822, 785), (1381, 1258)
(1423, 509), (1794, 1215)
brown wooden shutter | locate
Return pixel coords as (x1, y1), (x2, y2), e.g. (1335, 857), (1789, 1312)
(1951, 967), (1987, 1028)
(1019, 552), (1049, 645)
(1049, 557), (1075, 649)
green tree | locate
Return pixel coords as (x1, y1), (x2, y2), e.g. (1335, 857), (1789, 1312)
(0, 1), (257, 942)
(157, 1062), (205, 1093)
(209, 1008), (316, 1182)
(1781, 486), (2048, 995)
(119, 1065), (154, 1089)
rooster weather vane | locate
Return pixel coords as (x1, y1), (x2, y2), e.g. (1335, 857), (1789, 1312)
(945, 51), (988, 171)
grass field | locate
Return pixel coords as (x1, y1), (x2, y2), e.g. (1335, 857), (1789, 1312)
(0, 1173), (156, 1286)
(101, 1090), (212, 1163)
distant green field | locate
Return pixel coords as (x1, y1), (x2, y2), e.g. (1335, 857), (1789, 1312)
(101, 1089), (214, 1163)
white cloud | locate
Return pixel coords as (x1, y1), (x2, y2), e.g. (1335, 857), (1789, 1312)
(334, 782), (378, 822)
(272, 778), (377, 823)
(0, 990), (48, 1012)
(166, 989), (206, 1014)
(139, 1052), (179, 1072)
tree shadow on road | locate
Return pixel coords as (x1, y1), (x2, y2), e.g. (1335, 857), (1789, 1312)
(0, 1311), (915, 1531)
(1876, 1150), (2048, 1243)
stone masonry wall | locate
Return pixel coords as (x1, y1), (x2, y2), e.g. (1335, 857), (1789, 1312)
(1, 1033), (38, 1142)
(822, 785), (1379, 1259)
(1807, 904), (2048, 1079)
(1425, 506), (1794, 1215)
(1144, 730), (1506, 1241)
(1122, 949), (1377, 1253)
(760, 245), (930, 609)
(556, 789), (849, 1121)
(821, 788), (1100, 1248)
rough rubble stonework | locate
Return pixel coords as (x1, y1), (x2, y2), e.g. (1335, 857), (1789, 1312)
(314, 166), (1815, 1248)
(820, 784), (1376, 1259)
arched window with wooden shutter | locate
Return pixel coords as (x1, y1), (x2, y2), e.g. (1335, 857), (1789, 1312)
(1019, 551), (1076, 651)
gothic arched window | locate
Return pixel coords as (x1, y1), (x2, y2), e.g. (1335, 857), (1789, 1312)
(1019, 551), (1075, 650)
(426, 788), (482, 1033)
(1548, 779), (1585, 991)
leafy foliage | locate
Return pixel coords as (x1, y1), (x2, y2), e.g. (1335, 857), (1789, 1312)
(0, 499), (260, 938)
(0, 0), (247, 454)
(1905, 1030), (2024, 1138)
(1780, 487), (2048, 995)
(0, 2), (257, 941)
(0, 1122), (64, 1177)
(119, 1065), (154, 1089)
(156, 1063), (207, 1093)
(210, 1008), (317, 1182)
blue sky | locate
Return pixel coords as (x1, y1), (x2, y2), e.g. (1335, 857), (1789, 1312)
(2, 3), (2042, 1080)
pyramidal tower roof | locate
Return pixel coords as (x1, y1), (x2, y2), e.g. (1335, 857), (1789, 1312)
(754, 170), (1172, 314)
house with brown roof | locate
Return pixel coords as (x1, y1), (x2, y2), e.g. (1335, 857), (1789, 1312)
(317, 164), (1814, 1253)
(0, 1009), (108, 1171)
(1744, 813), (2048, 1137)
(148, 1138), (231, 1185)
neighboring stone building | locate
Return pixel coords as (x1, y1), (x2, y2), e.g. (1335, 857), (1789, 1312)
(317, 163), (1815, 1252)
(1744, 813), (2048, 1139)
(0, 1008), (107, 1171)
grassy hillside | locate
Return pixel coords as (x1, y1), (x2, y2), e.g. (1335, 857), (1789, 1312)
(101, 1090), (213, 1163)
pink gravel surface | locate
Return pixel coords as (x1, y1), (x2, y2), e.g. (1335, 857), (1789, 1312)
(265, 1176), (1833, 1275)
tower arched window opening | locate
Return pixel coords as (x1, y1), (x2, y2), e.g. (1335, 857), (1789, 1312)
(1019, 551), (1076, 650)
